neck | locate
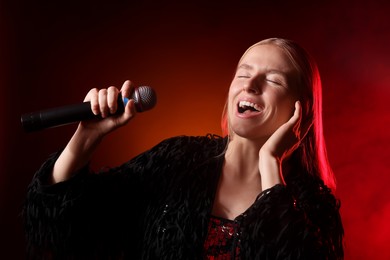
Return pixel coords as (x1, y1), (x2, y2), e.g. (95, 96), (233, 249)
(224, 135), (266, 181)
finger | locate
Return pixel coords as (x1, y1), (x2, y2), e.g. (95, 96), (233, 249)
(120, 80), (134, 99)
(98, 89), (109, 118)
(123, 99), (136, 121)
(288, 101), (302, 128)
(290, 101), (303, 137)
(293, 101), (313, 140)
(85, 88), (100, 115)
(107, 86), (119, 114)
(293, 101), (302, 121)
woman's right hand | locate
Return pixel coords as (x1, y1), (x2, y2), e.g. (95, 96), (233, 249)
(79, 80), (137, 139)
(51, 80), (136, 184)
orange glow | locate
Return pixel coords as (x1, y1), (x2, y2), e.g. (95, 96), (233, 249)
(5, 2), (390, 259)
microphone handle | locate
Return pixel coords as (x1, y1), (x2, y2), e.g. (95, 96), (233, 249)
(21, 94), (127, 132)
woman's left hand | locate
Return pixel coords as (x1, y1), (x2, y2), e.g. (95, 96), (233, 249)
(262, 101), (311, 160)
(259, 101), (312, 189)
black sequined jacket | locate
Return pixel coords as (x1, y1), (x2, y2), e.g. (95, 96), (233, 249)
(23, 135), (344, 259)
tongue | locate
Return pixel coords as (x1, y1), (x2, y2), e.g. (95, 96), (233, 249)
(243, 109), (256, 114)
(239, 106), (258, 114)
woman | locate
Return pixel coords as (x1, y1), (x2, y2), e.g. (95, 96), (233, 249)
(23, 38), (344, 259)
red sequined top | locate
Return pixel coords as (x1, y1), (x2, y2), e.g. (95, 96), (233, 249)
(203, 215), (241, 259)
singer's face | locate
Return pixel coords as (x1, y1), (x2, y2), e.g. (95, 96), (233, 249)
(227, 44), (299, 141)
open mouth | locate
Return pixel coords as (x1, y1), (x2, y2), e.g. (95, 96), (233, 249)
(237, 100), (262, 114)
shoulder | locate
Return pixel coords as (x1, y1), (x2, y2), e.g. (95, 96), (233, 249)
(161, 134), (226, 146)
(288, 176), (344, 257)
(127, 134), (226, 168)
(153, 134), (226, 156)
(288, 175), (341, 212)
(286, 175), (342, 226)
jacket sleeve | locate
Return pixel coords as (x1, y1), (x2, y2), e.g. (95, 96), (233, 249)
(22, 152), (138, 258)
(240, 178), (344, 260)
(22, 137), (178, 259)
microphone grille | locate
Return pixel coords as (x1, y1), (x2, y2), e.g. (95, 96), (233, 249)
(131, 86), (157, 112)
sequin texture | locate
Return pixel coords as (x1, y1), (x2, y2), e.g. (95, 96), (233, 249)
(204, 215), (240, 259)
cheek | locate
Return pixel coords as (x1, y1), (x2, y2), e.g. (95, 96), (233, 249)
(227, 86), (238, 110)
(275, 97), (296, 123)
(229, 77), (245, 91)
(227, 98), (235, 120)
(267, 90), (296, 121)
(228, 82), (240, 97)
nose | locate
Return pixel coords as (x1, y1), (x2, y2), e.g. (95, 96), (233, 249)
(242, 79), (261, 95)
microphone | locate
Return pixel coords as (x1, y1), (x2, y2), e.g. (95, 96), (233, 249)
(21, 86), (157, 132)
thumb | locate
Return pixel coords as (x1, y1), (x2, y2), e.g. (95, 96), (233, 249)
(120, 80), (133, 99)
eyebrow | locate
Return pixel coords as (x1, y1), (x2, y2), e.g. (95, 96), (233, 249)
(237, 63), (286, 76)
(237, 63), (253, 70)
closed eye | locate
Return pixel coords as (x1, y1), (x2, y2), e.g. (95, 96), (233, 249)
(266, 77), (287, 87)
(265, 71), (287, 87)
(266, 79), (282, 85)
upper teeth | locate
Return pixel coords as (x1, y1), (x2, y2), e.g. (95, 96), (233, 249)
(239, 101), (261, 111)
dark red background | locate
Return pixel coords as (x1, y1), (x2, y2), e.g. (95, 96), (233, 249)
(1, 1), (390, 259)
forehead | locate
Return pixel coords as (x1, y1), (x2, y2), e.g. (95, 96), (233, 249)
(238, 44), (295, 74)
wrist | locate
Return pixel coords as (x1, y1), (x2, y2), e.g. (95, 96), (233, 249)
(259, 151), (284, 190)
(51, 126), (103, 184)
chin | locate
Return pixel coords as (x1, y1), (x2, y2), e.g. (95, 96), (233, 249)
(230, 127), (271, 141)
